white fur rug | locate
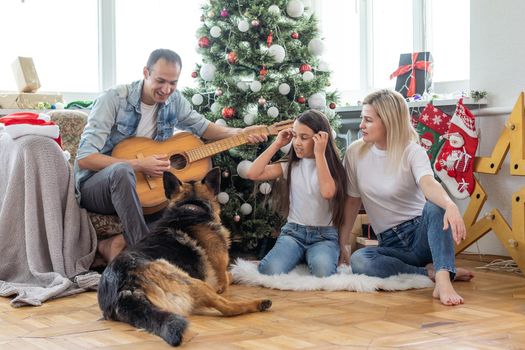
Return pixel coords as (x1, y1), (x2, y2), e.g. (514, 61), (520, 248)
(230, 259), (434, 292)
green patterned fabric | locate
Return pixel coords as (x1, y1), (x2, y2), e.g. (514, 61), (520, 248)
(49, 110), (124, 239)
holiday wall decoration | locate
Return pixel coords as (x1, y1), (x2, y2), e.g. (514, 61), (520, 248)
(434, 99), (478, 199)
(183, 0), (340, 253)
(415, 104), (452, 170)
(455, 92), (525, 274)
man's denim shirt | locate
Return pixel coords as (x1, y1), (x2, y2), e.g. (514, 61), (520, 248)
(74, 80), (210, 200)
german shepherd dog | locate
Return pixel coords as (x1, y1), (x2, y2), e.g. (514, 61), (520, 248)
(97, 168), (272, 346)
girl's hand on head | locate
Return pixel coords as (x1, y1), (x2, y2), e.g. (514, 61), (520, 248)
(443, 203), (466, 245)
(313, 131), (329, 156)
(275, 128), (293, 148)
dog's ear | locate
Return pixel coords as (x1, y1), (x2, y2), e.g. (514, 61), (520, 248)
(202, 167), (221, 195)
(163, 171), (182, 199)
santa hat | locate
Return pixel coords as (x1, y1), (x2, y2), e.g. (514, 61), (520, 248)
(0, 112), (62, 148)
(421, 131), (434, 144)
(450, 99), (477, 139)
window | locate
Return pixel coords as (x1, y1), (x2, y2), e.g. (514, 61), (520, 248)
(114, 0), (203, 89)
(371, 0), (413, 88)
(0, 0), (98, 92)
(318, 0), (360, 92)
(316, 0), (470, 102)
(0, 0), (469, 99)
(428, 0), (469, 82)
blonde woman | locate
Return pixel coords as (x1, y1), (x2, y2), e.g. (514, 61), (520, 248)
(340, 89), (473, 306)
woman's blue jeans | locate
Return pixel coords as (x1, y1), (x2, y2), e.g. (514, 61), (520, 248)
(258, 222), (340, 277)
(350, 201), (456, 279)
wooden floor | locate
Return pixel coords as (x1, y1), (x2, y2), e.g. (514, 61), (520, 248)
(1, 258), (525, 350)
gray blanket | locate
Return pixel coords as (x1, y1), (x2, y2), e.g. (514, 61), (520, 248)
(0, 134), (99, 307)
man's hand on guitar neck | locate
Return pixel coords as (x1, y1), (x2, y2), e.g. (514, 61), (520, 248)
(242, 125), (268, 144)
(135, 154), (170, 178)
(202, 122), (267, 144)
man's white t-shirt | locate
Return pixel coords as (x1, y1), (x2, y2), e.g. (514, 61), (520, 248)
(136, 102), (158, 138)
(280, 159), (333, 227)
(343, 141), (434, 234)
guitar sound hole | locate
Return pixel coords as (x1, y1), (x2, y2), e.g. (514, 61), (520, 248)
(170, 154), (187, 170)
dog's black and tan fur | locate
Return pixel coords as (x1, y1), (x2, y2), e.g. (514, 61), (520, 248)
(97, 168), (271, 346)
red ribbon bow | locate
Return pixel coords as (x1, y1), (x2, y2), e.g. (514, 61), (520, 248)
(390, 52), (432, 97)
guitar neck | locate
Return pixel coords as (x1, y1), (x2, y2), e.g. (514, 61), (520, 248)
(185, 129), (266, 162)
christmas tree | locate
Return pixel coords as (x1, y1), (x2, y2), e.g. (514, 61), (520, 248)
(183, 0), (341, 255)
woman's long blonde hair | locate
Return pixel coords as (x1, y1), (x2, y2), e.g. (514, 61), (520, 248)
(360, 89), (419, 169)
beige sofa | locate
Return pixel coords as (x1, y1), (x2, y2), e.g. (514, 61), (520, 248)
(49, 110), (123, 240)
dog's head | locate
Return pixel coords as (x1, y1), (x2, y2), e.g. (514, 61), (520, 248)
(162, 168), (222, 221)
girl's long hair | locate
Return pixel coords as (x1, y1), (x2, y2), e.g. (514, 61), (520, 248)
(359, 89), (419, 170)
(274, 109), (348, 227)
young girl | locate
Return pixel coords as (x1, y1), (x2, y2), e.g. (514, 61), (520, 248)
(246, 109), (347, 277)
(339, 89), (474, 306)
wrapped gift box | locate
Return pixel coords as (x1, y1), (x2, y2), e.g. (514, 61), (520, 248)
(12, 57), (41, 93)
(0, 92), (63, 109)
(390, 52), (433, 98)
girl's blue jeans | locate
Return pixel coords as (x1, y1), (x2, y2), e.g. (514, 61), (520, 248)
(258, 222), (340, 277)
(350, 201), (457, 279)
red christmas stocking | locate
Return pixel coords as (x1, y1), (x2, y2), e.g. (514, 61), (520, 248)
(434, 99), (478, 199)
(415, 104), (452, 167)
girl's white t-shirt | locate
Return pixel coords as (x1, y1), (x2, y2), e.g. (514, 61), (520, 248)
(280, 159), (333, 227)
(136, 102), (158, 138)
(343, 141), (434, 234)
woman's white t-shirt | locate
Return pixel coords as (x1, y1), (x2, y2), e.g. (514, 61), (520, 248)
(280, 159), (333, 227)
(343, 141), (434, 234)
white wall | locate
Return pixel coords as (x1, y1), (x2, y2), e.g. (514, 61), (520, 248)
(467, 0), (525, 256)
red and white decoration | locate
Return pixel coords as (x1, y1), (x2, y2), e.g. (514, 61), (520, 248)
(434, 99), (478, 199)
(0, 112), (69, 160)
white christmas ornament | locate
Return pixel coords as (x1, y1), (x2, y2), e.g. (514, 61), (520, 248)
(243, 113), (256, 125)
(210, 26), (222, 38)
(210, 102), (220, 114)
(308, 92), (326, 110)
(278, 83), (290, 95)
(240, 203), (253, 215)
(267, 106), (279, 118)
(237, 81), (249, 91)
(302, 71), (314, 82)
(308, 38), (325, 56)
(191, 94), (204, 105)
(217, 192), (230, 204)
(331, 128), (337, 140)
(268, 4), (281, 15)
(250, 80), (262, 93)
(317, 60), (330, 72)
(259, 182), (272, 195)
(268, 44), (286, 63)
(286, 0), (304, 18)
(54, 102), (64, 110)
(200, 63), (216, 81)
(215, 118), (227, 126)
(237, 20), (249, 32)
(237, 160), (253, 179)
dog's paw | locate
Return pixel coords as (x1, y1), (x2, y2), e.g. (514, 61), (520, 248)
(160, 315), (188, 346)
(258, 299), (272, 312)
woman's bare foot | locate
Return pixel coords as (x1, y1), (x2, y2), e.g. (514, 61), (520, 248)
(432, 270), (464, 306)
(455, 267), (474, 281)
(98, 234), (126, 263)
(425, 264), (474, 282)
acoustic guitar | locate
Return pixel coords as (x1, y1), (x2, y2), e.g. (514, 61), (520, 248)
(112, 119), (294, 214)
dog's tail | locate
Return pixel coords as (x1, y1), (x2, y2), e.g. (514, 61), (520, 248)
(98, 263), (188, 346)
